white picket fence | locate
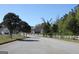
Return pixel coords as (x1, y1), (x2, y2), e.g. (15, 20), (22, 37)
(52, 35), (79, 40)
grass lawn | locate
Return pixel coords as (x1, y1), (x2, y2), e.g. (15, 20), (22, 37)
(0, 34), (25, 44)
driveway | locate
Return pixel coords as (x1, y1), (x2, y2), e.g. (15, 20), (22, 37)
(0, 34), (79, 54)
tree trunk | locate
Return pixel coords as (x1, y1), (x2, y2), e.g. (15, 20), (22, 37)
(10, 30), (13, 39)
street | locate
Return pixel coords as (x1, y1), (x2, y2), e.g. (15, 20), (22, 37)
(0, 34), (79, 54)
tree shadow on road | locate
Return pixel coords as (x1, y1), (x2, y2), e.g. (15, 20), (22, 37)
(0, 51), (8, 54)
(17, 39), (39, 42)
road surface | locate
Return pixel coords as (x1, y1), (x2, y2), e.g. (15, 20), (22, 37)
(0, 34), (79, 54)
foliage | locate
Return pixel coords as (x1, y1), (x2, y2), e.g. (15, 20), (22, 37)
(2, 12), (31, 38)
(41, 5), (79, 36)
(19, 21), (31, 33)
(41, 18), (53, 37)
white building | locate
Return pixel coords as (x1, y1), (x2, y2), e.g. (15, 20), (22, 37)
(0, 27), (10, 35)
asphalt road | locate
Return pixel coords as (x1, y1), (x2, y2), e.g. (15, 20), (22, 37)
(0, 34), (79, 54)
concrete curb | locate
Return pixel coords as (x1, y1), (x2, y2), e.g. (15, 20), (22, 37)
(0, 37), (28, 45)
(0, 39), (17, 45)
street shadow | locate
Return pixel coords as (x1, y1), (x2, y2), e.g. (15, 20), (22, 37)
(17, 39), (39, 42)
(0, 51), (8, 54)
(26, 37), (30, 38)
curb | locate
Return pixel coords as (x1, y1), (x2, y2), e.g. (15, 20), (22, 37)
(0, 39), (17, 45)
(0, 37), (28, 45)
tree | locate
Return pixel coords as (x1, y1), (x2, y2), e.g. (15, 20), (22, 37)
(3, 13), (22, 38)
(52, 24), (58, 34)
(20, 21), (31, 37)
(19, 21), (31, 36)
(68, 19), (79, 35)
(41, 18), (52, 37)
(55, 5), (79, 35)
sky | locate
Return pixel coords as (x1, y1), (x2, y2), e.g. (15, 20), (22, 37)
(0, 4), (77, 26)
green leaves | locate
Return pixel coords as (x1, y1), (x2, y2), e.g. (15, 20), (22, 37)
(41, 5), (79, 36)
(57, 5), (79, 35)
(19, 21), (31, 33)
(1, 13), (31, 38)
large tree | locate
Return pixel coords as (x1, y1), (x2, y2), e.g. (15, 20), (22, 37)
(3, 13), (22, 38)
(3, 13), (31, 38)
(56, 5), (79, 35)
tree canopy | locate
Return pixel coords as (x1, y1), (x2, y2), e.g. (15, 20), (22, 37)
(2, 12), (31, 38)
(39, 5), (79, 36)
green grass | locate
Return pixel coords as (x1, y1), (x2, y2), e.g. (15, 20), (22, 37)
(0, 34), (25, 44)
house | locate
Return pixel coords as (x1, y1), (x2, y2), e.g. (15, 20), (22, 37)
(0, 27), (10, 35)
(31, 26), (35, 34)
(31, 25), (43, 34)
(0, 24), (10, 35)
